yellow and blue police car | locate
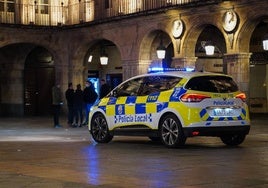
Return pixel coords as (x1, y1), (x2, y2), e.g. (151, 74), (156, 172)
(88, 68), (250, 148)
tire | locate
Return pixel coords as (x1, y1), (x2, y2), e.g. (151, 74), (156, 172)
(220, 134), (246, 146)
(159, 114), (186, 148)
(90, 113), (113, 143)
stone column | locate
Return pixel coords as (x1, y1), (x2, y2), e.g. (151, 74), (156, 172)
(224, 53), (251, 97)
(171, 56), (197, 70)
(122, 59), (151, 80)
(0, 63), (24, 116)
(72, 66), (85, 87)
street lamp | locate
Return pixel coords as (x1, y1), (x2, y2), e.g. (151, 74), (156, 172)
(263, 34), (268, 51)
(156, 36), (166, 59)
(202, 41), (215, 55)
(100, 54), (108, 65)
(100, 46), (108, 65)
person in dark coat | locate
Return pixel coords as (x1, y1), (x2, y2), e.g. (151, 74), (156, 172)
(83, 81), (98, 125)
(73, 84), (84, 127)
(100, 79), (111, 99)
(52, 84), (63, 128)
(65, 82), (74, 127)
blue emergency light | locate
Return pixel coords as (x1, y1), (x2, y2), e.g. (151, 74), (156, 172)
(148, 67), (195, 73)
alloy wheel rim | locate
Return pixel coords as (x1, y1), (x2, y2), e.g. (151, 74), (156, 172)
(161, 118), (179, 145)
(92, 116), (107, 140)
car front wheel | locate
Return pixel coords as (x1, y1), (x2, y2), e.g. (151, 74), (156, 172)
(159, 114), (186, 148)
(91, 113), (113, 143)
(220, 134), (246, 146)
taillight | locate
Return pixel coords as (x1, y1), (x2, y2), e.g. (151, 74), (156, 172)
(180, 93), (211, 102)
(236, 93), (246, 102)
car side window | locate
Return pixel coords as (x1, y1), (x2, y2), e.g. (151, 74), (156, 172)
(139, 76), (182, 96)
(116, 78), (143, 97)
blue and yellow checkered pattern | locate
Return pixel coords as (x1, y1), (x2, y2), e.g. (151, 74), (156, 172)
(97, 87), (187, 116)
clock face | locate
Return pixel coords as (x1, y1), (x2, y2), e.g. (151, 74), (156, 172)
(172, 19), (184, 38)
(222, 10), (238, 32)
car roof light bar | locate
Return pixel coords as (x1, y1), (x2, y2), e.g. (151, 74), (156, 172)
(148, 67), (195, 73)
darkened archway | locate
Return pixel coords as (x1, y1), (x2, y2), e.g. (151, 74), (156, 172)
(24, 46), (55, 116)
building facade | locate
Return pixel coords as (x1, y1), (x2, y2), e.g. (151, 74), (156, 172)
(0, 0), (267, 116)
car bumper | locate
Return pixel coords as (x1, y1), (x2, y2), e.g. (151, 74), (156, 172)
(183, 125), (250, 137)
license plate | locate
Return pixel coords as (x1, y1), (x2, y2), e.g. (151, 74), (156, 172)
(207, 107), (241, 117)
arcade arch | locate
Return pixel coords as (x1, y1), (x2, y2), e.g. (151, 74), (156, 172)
(0, 43), (58, 116)
(249, 20), (268, 113)
(139, 30), (174, 72)
(195, 25), (226, 73)
(83, 39), (123, 92)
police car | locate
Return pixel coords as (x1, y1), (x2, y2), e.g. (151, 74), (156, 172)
(88, 68), (250, 148)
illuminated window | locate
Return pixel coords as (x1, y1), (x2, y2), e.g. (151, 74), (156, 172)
(35, 0), (49, 14)
(0, 0), (14, 12)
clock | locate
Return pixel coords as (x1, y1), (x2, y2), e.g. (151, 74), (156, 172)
(222, 10), (238, 32)
(172, 19), (184, 38)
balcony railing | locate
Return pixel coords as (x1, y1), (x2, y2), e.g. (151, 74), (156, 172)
(0, 0), (222, 27)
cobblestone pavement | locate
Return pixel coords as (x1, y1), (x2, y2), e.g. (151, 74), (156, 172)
(0, 114), (267, 188)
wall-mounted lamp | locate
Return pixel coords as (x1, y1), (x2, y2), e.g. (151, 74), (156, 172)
(263, 34), (268, 51)
(201, 41), (215, 56)
(100, 46), (108, 65)
(156, 36), (166, 59)
(88, 55), (93, 62)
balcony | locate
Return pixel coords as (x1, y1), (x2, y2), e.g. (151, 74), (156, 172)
(0, 0), (223, 27)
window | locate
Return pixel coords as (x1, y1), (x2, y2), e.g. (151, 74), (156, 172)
(140, 76), (182, 96)
(105, 0), (111, 9)
(35, 0), (49, 14)
(117, 78), (143, 97)
(0, 0), (14, 12)
(185, 76), (238, 93)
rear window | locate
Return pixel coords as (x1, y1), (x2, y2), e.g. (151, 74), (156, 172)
(185, 76), (238, 93)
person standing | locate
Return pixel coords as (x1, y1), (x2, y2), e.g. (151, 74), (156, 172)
(52, 84), (63, 128)
(65, 82), (75, 127)
(73, 84), (84, 127)
(83, 80), (98, 125)
(99, 79), (111, 99)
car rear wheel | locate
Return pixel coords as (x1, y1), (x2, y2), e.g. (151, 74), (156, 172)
(91, 113), (113, 143)
(159, 114), (186, 148)
(220, 134), (246, 146)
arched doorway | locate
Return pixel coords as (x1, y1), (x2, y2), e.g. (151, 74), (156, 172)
(24, 46), (55, 116)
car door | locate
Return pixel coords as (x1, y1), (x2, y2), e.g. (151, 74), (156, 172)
(105, 77), (143, 129)
(138, 75), (183, 129)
